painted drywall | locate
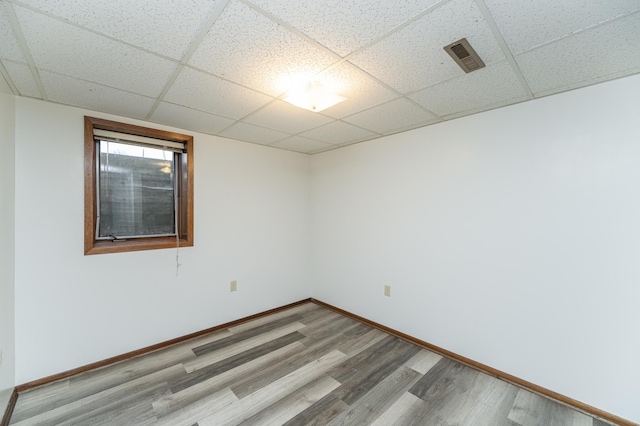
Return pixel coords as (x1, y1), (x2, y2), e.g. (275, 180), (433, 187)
(311, 74), (640, 423)
(0, 93), (16, 412)
(13, 98), (311, 383)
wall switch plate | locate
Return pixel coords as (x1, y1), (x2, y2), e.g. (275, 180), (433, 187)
(384, 285), (391, 297)
(230, 280), (237, 292)
(0, 347), (3, 365)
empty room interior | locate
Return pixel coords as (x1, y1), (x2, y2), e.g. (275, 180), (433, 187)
(1, 0), (639, 425)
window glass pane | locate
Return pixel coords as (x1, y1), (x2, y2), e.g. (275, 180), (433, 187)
(98, 140), (175, 238)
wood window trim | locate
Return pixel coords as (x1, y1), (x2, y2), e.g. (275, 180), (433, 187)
(84, 116), (194, 255)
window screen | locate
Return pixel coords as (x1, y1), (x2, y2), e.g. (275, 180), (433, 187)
(96, 140), (177, 240)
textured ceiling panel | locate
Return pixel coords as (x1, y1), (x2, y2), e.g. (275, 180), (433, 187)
(219, 121), (290, 145)
(0, 72), (11, 94)
(244, 100), (333, 134)
(439, 95), (529, 122)
(2, 60), (39, 97)
(164, 67), (274, 120)
(314, 62), (398, 119)
(344, 98), (440, 135)
(17, 0), (218, 59)
(348, 0), (505, 94)
(0, 5), (26, 62)
(188, 0), (339, 96)
(271, 135), (333, 154)
(516, 12), (640, 97)
(409, 61), (527, 117)
(300, 120), (378, 146)
(484, 0), (640, 54)
(248, 0), (441, 56)
(150, 102), (236, 135)
(1, 0), (639, 154)
(15, 5), (177, 97)
(41, 70), (155, 119)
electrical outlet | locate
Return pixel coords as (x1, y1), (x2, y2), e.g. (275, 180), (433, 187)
(230, 280), (237, 292)
(384, 285), (391, 297)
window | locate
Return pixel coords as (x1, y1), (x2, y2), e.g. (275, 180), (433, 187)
(84, 117), (193, 255)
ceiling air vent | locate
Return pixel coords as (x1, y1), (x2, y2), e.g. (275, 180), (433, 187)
(444, 38), (485, 73)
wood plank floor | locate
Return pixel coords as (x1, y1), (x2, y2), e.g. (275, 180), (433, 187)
(9, 302), (617, 425)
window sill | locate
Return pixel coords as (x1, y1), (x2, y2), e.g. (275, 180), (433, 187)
(85, 237), (193, 255)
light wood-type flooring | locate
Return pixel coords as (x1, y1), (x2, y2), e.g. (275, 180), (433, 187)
(9, 302), (617, 425)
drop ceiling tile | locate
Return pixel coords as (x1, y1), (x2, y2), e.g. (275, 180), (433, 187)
(409, 61), (528, 116)
(2, 60), (40, 98)
(0, 72), (12, 94)
(247, 0), (441, 56)
(188, 0), (339, 96)
(165, 67), (273, 120)
(15, 5), (177, 97)
(343, 98), (439, 135)
(40, 71), (155, 119)
(484, 0), (640, 54)
(219, 121), (290, 146)
(18, 0), (218, 60)
(150, 102), (236, 135)
(309, 145), (339, 155)
(515, 13), (640, 97)
(244, 100), (333, 134)
(315, 62), (398, 119)
(0, 5), (26, 62)
(271, 135), (333, 154)
(349, 0), (505, 94)
(441, 96), (528, 122)
(300, 120), (377, 145)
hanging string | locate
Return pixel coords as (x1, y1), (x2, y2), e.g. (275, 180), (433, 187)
(176, 233), (181, 276)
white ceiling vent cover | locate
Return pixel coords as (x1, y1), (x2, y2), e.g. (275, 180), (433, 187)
(444, 38), (485, 73)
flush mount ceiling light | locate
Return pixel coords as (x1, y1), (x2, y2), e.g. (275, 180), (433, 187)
(284, 81), (347, 112)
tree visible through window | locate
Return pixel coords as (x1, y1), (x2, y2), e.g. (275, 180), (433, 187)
(84, 117), (193, 255)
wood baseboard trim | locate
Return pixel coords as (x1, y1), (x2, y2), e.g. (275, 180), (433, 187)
(11, 297), (634, 425)
(1, 388), (18, 426)
(15, 298), (312, 393)
(310, 298), (635, 426)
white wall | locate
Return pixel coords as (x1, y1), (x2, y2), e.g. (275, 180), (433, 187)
(14, 98), (312, 384)
(0, 93), (16, 413)
(10, 74), (640, 422)
(311, 74), (640, 423)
